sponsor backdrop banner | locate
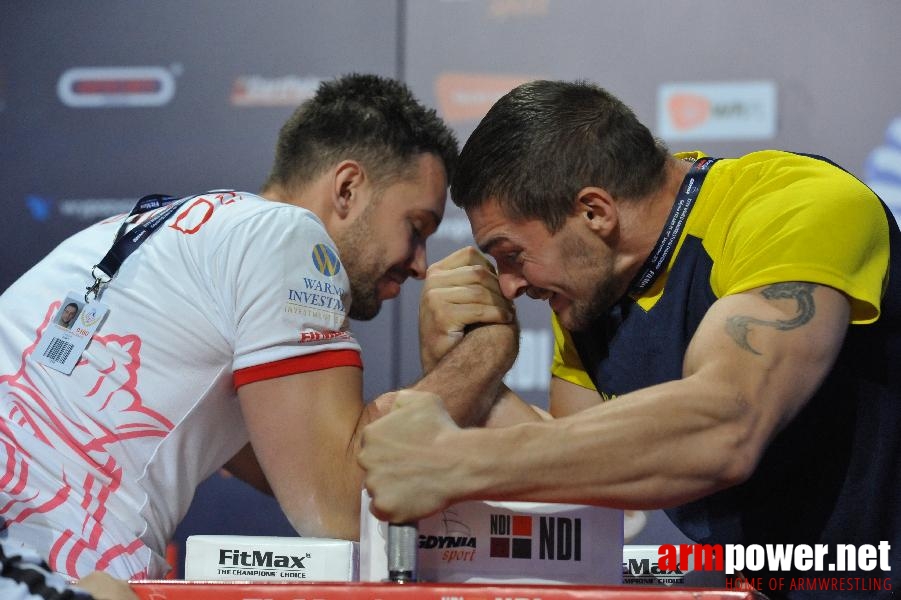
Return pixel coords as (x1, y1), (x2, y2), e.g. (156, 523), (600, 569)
(3, 0), (899, 578)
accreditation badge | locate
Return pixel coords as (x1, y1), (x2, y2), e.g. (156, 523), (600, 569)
(34, 291), (110, 375)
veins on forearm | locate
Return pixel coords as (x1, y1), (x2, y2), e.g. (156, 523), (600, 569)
(725, 282), (817, 355)
(423, 323), (517, 426)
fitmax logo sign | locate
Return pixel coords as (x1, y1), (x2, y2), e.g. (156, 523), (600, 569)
(218, 549), (306, 569)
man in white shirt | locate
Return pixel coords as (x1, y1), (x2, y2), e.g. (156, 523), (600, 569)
(0, 74), (518, 591)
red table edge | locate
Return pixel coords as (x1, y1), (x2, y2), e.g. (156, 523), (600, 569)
(128, 580), (768, 600)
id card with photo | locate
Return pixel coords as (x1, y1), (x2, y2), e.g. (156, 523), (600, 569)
(34, 292), (110, 374)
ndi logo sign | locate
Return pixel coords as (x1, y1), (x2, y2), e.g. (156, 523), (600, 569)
(489, 514), (582, 561)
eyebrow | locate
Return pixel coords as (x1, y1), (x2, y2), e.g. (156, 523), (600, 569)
(416, 210), (442, 236)
(478, 236), (507, 256)
(409, 209), (442, 235)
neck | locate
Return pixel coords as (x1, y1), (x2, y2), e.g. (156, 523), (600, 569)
(260, 181), (330, 221)
(616, 157), (694, 289)
(259, 183), (297, 206)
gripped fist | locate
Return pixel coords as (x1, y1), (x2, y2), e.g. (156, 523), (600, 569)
(419, 247), (515, 372)
(358, 390), (461, 523)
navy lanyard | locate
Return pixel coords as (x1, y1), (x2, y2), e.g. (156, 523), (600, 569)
(85, 193), (188, 301)
(627, 157), (720, 295)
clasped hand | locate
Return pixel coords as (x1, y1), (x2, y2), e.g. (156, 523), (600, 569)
(419, 246), (517, 372)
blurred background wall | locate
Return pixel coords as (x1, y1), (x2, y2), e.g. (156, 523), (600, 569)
(3, 0), (899, 577)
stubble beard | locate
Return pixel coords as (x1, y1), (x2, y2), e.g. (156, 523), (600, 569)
(558, 234), (619, 332)
(334, 204), (384, 321)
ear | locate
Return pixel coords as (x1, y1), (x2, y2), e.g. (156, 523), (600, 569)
(575, 186), (617, 238)
(332, 160), (365, 219)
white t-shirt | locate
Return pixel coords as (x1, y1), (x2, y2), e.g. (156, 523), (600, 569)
(0, 191), (361, 579)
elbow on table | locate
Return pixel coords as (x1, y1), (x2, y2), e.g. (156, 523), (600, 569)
(288, 510), (361, 542)
(283, 492), (363, 542)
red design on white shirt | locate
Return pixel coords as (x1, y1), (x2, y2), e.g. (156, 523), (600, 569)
(1, 302), (172, 577)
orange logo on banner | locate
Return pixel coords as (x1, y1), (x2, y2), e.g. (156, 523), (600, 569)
(667, 93), (711, 131)
(435, 73), (535, 122)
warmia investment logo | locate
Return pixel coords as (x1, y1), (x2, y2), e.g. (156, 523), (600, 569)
(58, 66), (178, 108)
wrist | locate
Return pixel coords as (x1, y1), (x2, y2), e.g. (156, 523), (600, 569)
(446, 427), (497, 504)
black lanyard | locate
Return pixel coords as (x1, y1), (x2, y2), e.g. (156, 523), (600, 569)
(85, 193), (188, 301)
(627, 157), (720, 295)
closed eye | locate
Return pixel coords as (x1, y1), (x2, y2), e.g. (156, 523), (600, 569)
(492, 250), (521, 270)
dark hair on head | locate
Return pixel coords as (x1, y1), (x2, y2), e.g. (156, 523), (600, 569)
(265, 73), (458, 193)
(451, 79), (669, 232)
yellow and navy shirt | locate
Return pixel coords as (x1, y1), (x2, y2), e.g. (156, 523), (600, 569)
(552, 151), (900, 583)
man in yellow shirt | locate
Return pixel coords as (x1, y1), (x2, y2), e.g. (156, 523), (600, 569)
(360, 80), (899, 598)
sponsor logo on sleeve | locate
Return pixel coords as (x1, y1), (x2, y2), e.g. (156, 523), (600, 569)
(298, 330), (350, 344)
(311, 243), (341, 276)
(285, 277), (348, 330)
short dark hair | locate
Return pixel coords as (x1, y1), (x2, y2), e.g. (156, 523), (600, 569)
(451, 80), (669, 232)
(265, 73), (458, 192)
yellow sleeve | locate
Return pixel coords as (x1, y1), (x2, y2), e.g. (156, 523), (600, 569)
(709, 156), (889, 324)
(550, 312), (597, 391)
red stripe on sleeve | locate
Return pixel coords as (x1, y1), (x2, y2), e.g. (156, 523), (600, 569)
(233, 349), (362, 389)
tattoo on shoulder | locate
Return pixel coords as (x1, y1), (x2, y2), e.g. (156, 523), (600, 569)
(725, 283), (817, 355)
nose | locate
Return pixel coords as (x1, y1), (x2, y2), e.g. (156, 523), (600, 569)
(408, 241), (428, 280)
(498, 271), (529, 300)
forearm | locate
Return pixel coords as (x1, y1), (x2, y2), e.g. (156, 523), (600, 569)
(278, 435), (366, 541)
(240, 367), (370, 541)
(364, 285), (849, 524)
(412, 323), (517, 427)
(483, 384), (548, 427)
(468, 284), (849, 508)
(447, 376), (755, 510)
